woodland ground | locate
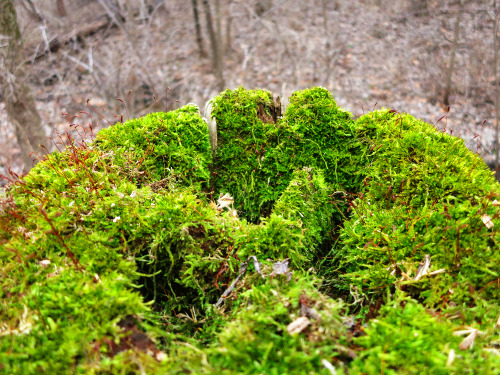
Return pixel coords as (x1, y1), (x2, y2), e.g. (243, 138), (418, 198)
(0, 0), (499, 182)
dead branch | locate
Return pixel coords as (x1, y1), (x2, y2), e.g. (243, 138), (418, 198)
(25, 16), (113, 63)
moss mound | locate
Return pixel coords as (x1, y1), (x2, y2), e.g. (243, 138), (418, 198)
(1, 87), (499, 374)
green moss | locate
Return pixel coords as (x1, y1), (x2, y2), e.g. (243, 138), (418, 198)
(95, 105), (212, 192)
(349, 292), (499, 374)
(1, 88), (499, 374)
(323, 110), (500, 325)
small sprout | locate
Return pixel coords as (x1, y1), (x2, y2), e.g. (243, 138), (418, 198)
(287, 316), (311, 334)
(481, 214), (494, 229)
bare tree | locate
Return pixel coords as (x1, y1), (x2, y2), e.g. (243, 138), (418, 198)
(191, 0), (206, 57)
(202, 0), (224, 91)
(224, 0), (233, 54)
(0, 0), (47, 170)
(443, 0), (464, 106)
(491, 0), (500, 178)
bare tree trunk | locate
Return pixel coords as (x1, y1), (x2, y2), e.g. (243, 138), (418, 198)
(202, 0), (224, 91)
(191, 0), (206, 57)
(493, 1), (500, 178)
(224, 0), (233, 54)
(214, 0), (224, 90)
(0, 0), (46, 170)
(443, 0), (464, 106)
(56, 0), (67, 17)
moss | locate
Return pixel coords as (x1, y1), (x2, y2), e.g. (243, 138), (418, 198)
(95, 105), (212, 192)
(323, 110), (500, 323)
(349, 291), (499, 374)
(1, 88), (499, 374)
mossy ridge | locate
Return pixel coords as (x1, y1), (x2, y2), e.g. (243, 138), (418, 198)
(0, 106), (217, 373)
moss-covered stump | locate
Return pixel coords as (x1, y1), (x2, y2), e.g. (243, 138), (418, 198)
(1, 87), (499, 374)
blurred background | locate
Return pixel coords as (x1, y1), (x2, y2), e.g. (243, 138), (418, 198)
(0, 0), (499, 183)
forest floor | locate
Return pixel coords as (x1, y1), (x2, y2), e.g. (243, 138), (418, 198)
(0, 0), (498, 183)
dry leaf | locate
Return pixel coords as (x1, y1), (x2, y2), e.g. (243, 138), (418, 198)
(287, 316), (311, 334)
(414, 254), (431, 280)
(481, 214), (494, 229)
(321, 359), (337, 375)
(428, 269), (446, 276)
(155, 351), (167, 362)
(458, 329), (478, 350)
(38, 259), (51, 267)
(446, 349), (455, 367)
(217, 193), (234, 211)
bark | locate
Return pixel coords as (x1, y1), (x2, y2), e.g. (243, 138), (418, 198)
(443, 0), (464, 106)
(191, 0), (206, 57)
(224, 0), (233, 54)
(214, 0), (224, 90)
(0, 0), (47, 170)
(56, 0), (67, 17)
(202, 0), (224, 91)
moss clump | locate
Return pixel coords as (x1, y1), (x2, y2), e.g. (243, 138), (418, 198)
(324, 110), (500, 323)
(211, 87), (358, 223)
(1, 88), (499, 374)
(95, 105), (212, 191)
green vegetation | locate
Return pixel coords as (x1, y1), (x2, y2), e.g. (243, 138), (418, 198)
(1, 87), (499, 374)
